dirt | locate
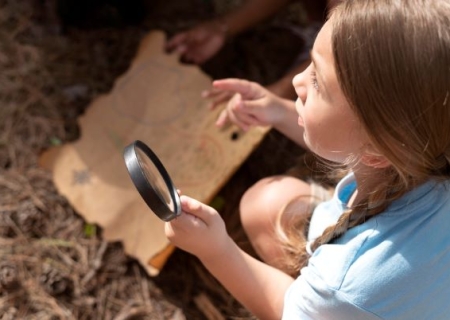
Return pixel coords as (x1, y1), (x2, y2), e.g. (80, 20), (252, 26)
(0, 0), (308, 319)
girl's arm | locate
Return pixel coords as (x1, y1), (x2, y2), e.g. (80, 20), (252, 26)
(165, 196), (294, 320)
(201, 237), (294, 320)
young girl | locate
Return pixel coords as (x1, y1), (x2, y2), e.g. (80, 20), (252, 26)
(165, 0), (450, 319)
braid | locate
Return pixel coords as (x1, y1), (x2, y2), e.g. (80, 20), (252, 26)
(310, 208), (353, 252)
(304, 171), (404, 269)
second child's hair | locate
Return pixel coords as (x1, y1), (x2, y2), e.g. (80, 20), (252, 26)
(279, 0), (450, 274)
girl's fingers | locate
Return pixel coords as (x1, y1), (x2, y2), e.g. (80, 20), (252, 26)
(202, 88), (234, 109)
(212, 79), (262, 99)
(212, 78), (248, 91)
(180, 195), (216, 224)
(215, 95), (256, 130)
(215, 108), (229, 127)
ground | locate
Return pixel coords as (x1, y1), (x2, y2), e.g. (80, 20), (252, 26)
(0, 0), (308, 319)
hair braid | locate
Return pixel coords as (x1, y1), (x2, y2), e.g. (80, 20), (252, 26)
(305, 171), (403, 269)
(310, 209), (352, 252)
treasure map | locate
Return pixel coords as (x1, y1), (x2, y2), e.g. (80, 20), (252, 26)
(40, 31), (269, 276)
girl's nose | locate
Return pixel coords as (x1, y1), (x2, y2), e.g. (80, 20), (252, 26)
(292, 72), (307, 106)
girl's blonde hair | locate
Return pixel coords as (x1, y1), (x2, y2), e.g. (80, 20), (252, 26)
(278, 0), (450, 275)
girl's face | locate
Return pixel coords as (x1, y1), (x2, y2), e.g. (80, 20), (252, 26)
(293, 19), (367, 164)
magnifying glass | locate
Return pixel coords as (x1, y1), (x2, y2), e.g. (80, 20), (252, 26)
(123, 140), (181, 221)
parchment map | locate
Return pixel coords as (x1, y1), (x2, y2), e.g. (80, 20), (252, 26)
(40, 31), (269, 276)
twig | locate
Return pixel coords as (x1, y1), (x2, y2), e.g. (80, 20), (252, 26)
(133, 264), (152, 308)
(112, 302), (152, 320)
(80, 240), (108, 286)
(194, 293), (226, 320)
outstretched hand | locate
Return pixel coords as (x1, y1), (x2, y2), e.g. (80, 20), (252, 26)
(165, 195), (231, 260)
(207, 78), (288, 131)
(165, 20), (228, 65)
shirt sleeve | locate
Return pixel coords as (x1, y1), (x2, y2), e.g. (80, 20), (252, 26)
(282, 267), (383, 320)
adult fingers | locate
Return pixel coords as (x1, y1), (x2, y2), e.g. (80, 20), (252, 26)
(181, 44), (212, 64)
(165, 33), (188, 52)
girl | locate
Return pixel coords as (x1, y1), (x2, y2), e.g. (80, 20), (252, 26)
(165, 0), (450, 319)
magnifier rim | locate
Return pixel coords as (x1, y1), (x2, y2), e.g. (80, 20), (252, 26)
(123, 140), (181, 221)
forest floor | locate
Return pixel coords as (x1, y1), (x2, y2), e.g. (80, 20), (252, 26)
(0, 0), (310, 319)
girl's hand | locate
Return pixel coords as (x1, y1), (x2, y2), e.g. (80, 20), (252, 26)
(210, 78), (287, 131)
(165, 195), (231, 260)
(201, 87), (235, 110)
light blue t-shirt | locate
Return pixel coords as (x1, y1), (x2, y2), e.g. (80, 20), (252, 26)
(283, 173), (450, 319)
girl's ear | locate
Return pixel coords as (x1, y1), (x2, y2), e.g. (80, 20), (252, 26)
(360, 145), (391, 169)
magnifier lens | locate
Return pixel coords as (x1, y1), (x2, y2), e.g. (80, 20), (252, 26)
(123, 140), (180, 221)
(135, 148), (174, 211)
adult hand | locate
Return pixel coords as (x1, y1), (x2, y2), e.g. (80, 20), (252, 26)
(165, 19), (228, 64)
(211, 78), (288, 131)
(165, 195), (231, 260)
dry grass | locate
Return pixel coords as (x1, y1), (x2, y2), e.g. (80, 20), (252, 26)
(0, 0), (310, 319)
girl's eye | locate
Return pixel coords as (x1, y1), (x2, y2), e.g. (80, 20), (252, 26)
(310, 71), (319, 91)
